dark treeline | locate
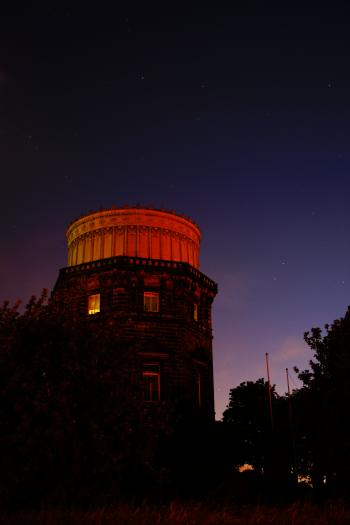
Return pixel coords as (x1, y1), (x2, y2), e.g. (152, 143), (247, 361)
(219, 307), (350, 500)
(1, 293), (350, 508)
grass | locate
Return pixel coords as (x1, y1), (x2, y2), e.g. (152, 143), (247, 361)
(2, 501), (350, 525)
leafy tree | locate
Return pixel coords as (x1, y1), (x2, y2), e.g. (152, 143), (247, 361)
(221, 379), (293, 497)
(0, 292), (153, 507)
(222, 379), (272, 473)
(0, 291), (218, 507)
(295, 306), (350, 492)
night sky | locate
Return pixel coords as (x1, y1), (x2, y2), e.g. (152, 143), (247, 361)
(2, 5), (350, 418)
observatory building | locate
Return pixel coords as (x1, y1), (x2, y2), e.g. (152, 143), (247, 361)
(53, 207), (217, 420)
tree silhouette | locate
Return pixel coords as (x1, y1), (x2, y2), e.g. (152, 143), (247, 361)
(222, 379), (272, 473)
(221, 379), (294, 497)
(295, 306), (350, 492)
(0, 292), (151, 507)
(0, 291), (219, 507)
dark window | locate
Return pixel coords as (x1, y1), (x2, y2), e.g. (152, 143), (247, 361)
(113, 287), (128, 308)
(144, 292), (159, 312)
(143, 364), (160, 401)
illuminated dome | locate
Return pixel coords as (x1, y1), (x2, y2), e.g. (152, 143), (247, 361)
(66, 207), (201, 268)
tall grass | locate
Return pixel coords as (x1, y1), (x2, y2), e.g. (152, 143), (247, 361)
(2, 501), (350, 525)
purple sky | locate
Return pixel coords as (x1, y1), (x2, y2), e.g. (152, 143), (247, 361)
(2, 6), (350, 417)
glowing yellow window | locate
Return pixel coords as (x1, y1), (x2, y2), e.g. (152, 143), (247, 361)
(193, 303), (198, 321)
(144, 292), (159, 312)
(88, 294), (100, 315)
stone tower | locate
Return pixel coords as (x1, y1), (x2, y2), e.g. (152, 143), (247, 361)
(53, 206), (217, 421)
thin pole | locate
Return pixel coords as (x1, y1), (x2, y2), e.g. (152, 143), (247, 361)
(286, 368), (297, 483)
(265, 352), (273, 431)
(286, 368), (292, 418)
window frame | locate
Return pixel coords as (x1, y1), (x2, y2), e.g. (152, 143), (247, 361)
(143, 291), (159, 313)
(88, 293), (100, 315)
(143, 363), (161, 402)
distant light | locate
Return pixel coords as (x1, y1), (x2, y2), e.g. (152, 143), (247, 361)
(237, 463), (254, 473)
(297, 474), (312, 486)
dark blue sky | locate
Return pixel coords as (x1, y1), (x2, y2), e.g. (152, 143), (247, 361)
(2, 5), (350, 417)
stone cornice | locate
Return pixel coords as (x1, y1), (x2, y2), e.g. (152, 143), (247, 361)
(66, 208), (201, 244)
(56, 255), (218, 294)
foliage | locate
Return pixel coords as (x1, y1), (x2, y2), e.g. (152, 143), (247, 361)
(294, 306), (350, 492)
(0, 292), (219, 508)
(222, 379), (273, 472)
(219, 305), (350, 496)
(7, 290), (350, 506)
(221, 379), (293, 495)
(0, 292), (160, 508)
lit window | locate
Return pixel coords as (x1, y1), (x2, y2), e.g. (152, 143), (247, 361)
(88, 294), (100, 315)
(193, 303), (198, 321)
(144, 292), (159, 312)
(143, 364), (160, 402)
